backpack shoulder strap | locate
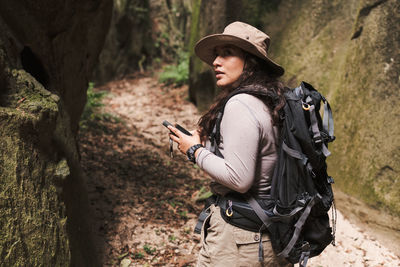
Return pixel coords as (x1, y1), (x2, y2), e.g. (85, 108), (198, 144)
(210, 88), (270, 148)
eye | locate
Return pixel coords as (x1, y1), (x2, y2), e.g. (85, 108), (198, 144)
(214, 47), (234, 58)
(223, 48), (232, 56)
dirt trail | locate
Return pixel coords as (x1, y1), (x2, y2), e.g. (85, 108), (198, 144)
(79, 73), (400, 266)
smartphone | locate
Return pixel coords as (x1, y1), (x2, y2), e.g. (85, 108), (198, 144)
(162, 120), (192, 136)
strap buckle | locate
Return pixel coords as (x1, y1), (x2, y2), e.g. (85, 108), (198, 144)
(301, 241), (311, 251)
(226, 200), (233, 217)
(302, 102), (311, 111)
(313, 135), (323, 144)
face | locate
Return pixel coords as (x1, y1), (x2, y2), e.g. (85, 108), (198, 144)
(212, 45), (245, 89)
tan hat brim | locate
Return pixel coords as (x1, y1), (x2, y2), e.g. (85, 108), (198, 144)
(195, 34), (284, 76)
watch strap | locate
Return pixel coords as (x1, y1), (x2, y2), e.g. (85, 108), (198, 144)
(186, 144), (203, 163)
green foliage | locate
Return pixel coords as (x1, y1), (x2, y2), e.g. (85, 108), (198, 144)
(158, 51), (189, 87)
(168, 199), (183, 208)
(179, 210), (188, 219)
(195, 186), (213, 201)
(168, 234), (177, 242)
(134, 252), (144, 259)
(80, 82), (117, 130)
(183, 226), (191, 234)
(117, 252), (129, 259)
(143, 244), (156, 255)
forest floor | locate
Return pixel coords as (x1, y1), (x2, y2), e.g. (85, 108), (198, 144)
(78, 73), (400, 267)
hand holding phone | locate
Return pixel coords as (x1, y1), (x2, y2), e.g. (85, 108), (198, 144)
(162, 120), (192, 136)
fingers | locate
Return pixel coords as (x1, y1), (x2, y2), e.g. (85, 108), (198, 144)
(168, 125), (180, 144)
(167, 125), (182, 137)
(167, 126), (200, 155)
(169, 133), (179, 143)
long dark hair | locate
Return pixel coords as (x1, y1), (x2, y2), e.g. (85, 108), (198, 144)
(198, 52), (287, 141)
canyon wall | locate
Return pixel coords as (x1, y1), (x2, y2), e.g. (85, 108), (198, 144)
(0, 0), (112, 265)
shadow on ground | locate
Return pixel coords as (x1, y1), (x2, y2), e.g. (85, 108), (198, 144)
(78, 118), (206, 266)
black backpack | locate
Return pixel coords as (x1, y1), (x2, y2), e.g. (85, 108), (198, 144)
(211, 81), (336, 266)
(267, 81), (336, 265)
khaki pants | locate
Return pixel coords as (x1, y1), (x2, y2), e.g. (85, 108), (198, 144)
(197, 204), (293, 267)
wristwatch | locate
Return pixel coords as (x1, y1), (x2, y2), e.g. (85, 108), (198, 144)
(186, 144), (203, 163)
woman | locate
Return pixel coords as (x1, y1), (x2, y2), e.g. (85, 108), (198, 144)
(168, 21), (292, 267)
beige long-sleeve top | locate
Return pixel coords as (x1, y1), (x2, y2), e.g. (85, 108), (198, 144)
(196, 93), (278, 197)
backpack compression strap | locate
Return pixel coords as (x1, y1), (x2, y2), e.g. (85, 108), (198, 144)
(322, 96), (335, 142)
(277, 194), (321, 267)
(304, 95), (331, 157)
(282, 141), (315, 177)
(246, 193), (311, 263)
(299, 82), (334, 144)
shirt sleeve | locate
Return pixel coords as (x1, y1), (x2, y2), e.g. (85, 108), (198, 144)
(196, 97), (260, 193)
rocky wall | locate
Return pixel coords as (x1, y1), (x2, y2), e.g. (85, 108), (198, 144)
(263, 0), (400, 216)
(0, 0), (112, 265)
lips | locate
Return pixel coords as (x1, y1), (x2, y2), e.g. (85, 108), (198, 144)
(215, 70), (224, 79)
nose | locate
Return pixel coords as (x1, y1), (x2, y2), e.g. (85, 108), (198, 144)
(213, 56), (222, 68)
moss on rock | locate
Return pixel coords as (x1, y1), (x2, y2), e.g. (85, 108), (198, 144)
(330, 0), (400, 215)
(263, 0), (400, 216)
(0, 67), (70, 266)
(0, 0), (112, 265)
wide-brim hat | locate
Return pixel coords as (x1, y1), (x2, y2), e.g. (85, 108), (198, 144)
(195, 21), (284, 76)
